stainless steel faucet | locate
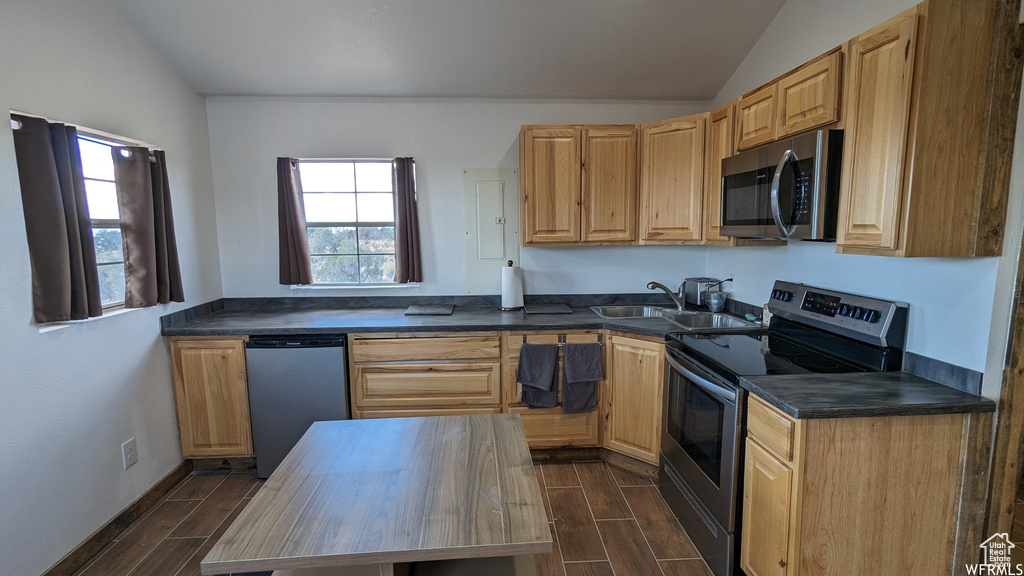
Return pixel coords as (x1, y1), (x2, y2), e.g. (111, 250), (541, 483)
(647, 281), (687, 312)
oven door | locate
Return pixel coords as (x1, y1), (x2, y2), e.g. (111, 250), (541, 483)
(661, 346), (744, 530)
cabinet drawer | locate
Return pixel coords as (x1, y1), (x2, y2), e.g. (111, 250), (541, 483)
(356, 407), (501, 419)
(351, 335), (500, 363)
(506, 332), (601, 360)
(509, 406), (599, 448)
(354, 363), (501, 408)
(747, 396), (795, 462)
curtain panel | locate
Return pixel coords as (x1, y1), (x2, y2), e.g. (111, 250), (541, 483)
(277, 157), (313, 285)
(393, 157), (422, 283)
(11, 114), (102, 322)
(112, 147), (184, 307)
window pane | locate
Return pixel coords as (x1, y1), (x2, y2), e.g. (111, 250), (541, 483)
(304, 193), (356, 223)
(78, 138), (115, 181)
(298, 162), (355, 192)
(357, 226), (395, 254)
(307, 226), (356, 255)
(357, 193), (395, 222)
(311, 255), (359, 284)
(355, 162), (393, 192)
(360, 255), (396, 283)
(97, 263), (125, 307)
(92, 227), (123, 264)
(84, 180), (120, 220)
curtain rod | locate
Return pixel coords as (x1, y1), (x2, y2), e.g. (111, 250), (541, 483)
(8, 109), (162, 151)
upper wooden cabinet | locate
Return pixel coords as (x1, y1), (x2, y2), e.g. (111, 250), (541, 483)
(736, 84), (778, 151)
(703, 102), (736, 246)
(582, 126), (639, 243)
(520, 125), (638, 246)
(601, 334), (664, 465)
(639, 113), (707, 244)
(520, 126), (581, 244)
(737, 49), (843, 151)
(169, 337), (253, 458)
(837, 1), (1020, 257)
(777, 50), (842, 138)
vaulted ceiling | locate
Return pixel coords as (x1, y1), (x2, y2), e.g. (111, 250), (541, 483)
(111, 0), (787, 100)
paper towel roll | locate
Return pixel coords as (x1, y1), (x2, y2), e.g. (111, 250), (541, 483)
(501, 263), (524, 310)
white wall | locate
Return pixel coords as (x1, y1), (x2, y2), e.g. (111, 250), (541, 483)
(205, 98), (710, 297)
(703, 0), (1021, 377)
(0, 1), (221, 574)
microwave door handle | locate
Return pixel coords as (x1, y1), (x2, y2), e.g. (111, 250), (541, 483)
(770, 149), (798, 238)
(665, 354), (737, 404)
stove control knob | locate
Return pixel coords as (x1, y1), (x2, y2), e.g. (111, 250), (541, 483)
(772, 289), (781, 300)
(865, 310), (880, 323)
(783, 291), (793, 302)
(838, 304), (851, 317)
(852, 307), (865, 320)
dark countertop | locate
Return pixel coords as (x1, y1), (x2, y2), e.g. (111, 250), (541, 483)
(739, 371), (995, 419)
(160, 305), (684, 338)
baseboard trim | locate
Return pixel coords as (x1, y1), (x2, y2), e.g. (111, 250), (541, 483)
(190, 456), (256, 471)
(41, 460), (193, 576)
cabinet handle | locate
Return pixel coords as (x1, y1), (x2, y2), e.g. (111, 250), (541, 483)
(780, 560), (787, 568)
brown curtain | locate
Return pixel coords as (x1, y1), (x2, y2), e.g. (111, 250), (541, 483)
(278, 157), (312, 285)
(112, 147), (185, 307)
(393, 157), (422, 283)
(11, 114), (102, 322)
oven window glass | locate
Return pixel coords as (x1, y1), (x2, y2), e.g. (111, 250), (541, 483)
(722, 168), (771, 226)
(775, 156), (815, 226)
(667, 369), (725, 486)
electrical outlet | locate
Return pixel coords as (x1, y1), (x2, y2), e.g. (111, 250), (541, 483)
(121, 437), (138, 470)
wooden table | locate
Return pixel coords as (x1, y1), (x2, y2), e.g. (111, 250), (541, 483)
(200, 414), (552, 576)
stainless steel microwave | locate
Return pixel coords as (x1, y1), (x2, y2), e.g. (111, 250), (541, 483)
(719, 129), (843, 241)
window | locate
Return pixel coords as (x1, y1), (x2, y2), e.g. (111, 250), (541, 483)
(298, 160), (397, 284)
(78, 135), (126, 307)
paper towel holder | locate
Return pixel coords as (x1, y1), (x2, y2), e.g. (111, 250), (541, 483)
(500, 260), (524, 311)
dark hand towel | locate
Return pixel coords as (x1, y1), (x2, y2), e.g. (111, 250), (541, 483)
(517, 343), (558, 409)
(563, 343), (602, 414)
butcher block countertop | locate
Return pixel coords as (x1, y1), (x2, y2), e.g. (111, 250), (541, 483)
(200, 414), (551, 575)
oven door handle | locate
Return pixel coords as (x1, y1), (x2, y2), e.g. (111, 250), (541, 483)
(665, 353), (737, 404)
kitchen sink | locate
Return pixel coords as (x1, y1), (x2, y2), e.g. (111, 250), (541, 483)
(589, 305), (674, 319)
(664, 312), (760, 331)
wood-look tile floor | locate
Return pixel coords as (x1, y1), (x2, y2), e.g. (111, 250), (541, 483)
(535, 461), (712, 576)
(72, 461), (710, 576)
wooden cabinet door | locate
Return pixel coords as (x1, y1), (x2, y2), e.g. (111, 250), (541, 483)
(704, 102), (736, 245)
(741, 439), (793, 576)
(776, 51), (842, 138)
(169, 338), (253, 458)
(836, 12), (918, 251)
(581, 126), (638, 243)
(603, 336), (664, 464)
(639, 114), (706, 244)
(520, 126), (581, 244)
(737, 84), (778, 150)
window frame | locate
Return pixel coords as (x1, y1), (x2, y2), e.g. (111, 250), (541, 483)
(298, 158), (399, 286)
(77, 132), (128, 310)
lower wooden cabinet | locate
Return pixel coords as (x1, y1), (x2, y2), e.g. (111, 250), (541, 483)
(741, 439), (794, 576)
(741, 394), (982, 575)
(502, 331), (602, 448)
(602, 334), (664, 464)
(349, 332), (502, 416)
(168, 337), (253, 458)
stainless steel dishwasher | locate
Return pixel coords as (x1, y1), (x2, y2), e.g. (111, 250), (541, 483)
(245, 335), (349, 478)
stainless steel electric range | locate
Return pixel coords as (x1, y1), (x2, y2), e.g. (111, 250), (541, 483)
(659, 280), (908, 576)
